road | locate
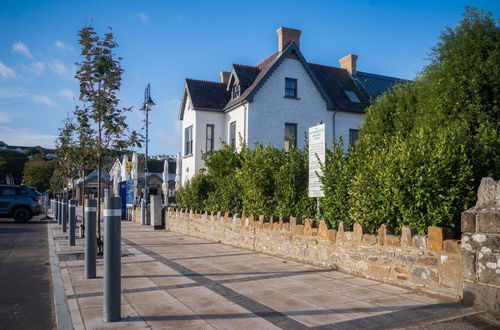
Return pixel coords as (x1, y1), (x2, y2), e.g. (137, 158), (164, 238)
(0, 215), (56, 329)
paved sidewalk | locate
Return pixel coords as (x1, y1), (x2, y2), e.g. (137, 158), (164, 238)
(51, 219), (481, 329)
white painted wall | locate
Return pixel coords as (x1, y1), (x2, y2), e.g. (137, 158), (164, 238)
(181, 97), (196, 185)
(224, 103), (248, 151)
(249, 58), (330, 149)
(194, 110), (225, 172)
(332, 111), (363, 152)
(180, 57), (365, 182)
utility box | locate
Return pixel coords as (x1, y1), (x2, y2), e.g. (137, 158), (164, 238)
(150, 195), (162, 230)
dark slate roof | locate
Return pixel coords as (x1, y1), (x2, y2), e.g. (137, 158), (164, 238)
(355, 71), (407, 100)
(233, 65), (260, 85)
(308, 63), (370, 112)
(185, 79), (230, 110)
(180, 43), (405, 116)
(147, 159), (165, 173)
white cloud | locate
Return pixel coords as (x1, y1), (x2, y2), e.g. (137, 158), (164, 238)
(58, 88), (75, 100)
(50, 59), (68, 76)
(0, 61), (15, 78)
(0, 126), (56, 148)
(136, 12), (149, 23)
(0, 112), (12, 124)
(31, 61), (45, 75)
(0, 87), (28, 99)
(12, 41), (32, 58)
(55, 40), (73, 52)
(32, 94), (55, 107)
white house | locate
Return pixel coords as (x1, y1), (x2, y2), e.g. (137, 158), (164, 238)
(178, 27), (404, 185)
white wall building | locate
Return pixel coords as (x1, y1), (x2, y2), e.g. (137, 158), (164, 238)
(178, 27), (404, 185)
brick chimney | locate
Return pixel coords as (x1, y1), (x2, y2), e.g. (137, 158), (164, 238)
(277, 27), (301, 53)
(339, 54), (358, 75)
(219, 71), (230, 84)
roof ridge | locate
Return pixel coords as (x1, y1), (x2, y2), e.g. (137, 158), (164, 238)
(308, 62), (345, 71)
(255, 52), (279, 67)
(356, 71), (407, 81)
(233, 63), (260, 69)
(186, 78), (225, 85)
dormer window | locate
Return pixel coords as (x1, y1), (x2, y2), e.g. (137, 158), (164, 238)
(232, 84), (240, 99)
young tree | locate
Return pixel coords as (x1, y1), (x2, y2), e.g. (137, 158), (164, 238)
(75, 26), (141, 240)
(23, 154), (55, 192)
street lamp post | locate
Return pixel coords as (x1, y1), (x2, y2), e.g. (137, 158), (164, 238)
(141, 84), (155, 222)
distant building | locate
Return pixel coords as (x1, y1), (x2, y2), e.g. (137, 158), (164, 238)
(178, 27), (405, 184)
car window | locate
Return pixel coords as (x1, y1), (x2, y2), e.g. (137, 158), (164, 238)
(16, 188), (28, 195)
(2, 188), (17, 196)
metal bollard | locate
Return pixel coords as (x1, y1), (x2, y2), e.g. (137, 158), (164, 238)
(57, 199), (61, 225)
(140, 199), (146, 225)
(103, 197), (121, 322)
(68, 200), (76, 246)
(62, 198), (68, 233)
(85, 199), (97, 279)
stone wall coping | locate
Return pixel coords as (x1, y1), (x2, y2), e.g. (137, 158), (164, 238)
(166, 207), (459, 255)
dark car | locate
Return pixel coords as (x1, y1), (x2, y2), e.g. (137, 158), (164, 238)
(0, 185), (43, 223)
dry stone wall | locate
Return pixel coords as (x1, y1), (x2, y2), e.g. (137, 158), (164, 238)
(163, 209), (462, 297)
(461, 177), (500, 312)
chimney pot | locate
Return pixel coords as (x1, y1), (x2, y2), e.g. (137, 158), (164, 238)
(339, 54), (358, 75)
(219, 71), (230, 84)
(276, 27), (301, 53)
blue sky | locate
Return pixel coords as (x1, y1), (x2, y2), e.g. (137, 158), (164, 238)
(0, 0), (498, 155)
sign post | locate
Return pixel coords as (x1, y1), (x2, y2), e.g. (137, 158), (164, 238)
(308, 123), (325, 218)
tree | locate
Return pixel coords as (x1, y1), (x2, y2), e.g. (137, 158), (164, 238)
(75, 26), (141, 240)
(0, 149), (28, 184)
(23, 154), (55, 192)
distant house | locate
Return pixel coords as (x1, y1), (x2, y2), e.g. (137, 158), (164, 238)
(178, 27), (405, 184)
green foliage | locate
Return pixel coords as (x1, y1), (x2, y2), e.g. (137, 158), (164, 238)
(350, 7), (499, 233)
(320, 139), (352, 228)
(23, 154), (55, 192)
(238, 143), (285, 218)
(350, 124), (475, 233)
(0, 149), (28, 184)
(202, 143), (242, 213)
(176, 173), (212, 210)
(274, 146), (315, 219)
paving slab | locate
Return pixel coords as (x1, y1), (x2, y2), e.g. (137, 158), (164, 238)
(50, 215), (487, 329)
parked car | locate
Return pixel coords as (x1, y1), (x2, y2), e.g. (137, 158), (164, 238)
(0, 185), (43, 223)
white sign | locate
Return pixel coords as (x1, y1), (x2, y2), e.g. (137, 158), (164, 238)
(308, 123), (325, 198)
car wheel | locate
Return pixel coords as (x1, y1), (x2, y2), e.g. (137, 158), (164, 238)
(13, 207), (31, 223)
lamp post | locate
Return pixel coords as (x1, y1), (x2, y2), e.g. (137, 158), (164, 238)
(141, 84), (155, 219)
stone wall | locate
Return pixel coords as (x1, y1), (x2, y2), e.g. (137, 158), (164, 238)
(461, 177), (500, 312)
(162, 210), (462, 297)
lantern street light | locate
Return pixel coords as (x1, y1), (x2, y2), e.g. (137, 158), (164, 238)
(141, 84), (155, 220)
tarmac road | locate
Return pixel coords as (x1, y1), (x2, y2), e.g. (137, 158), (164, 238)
(0, 215), (56, 329)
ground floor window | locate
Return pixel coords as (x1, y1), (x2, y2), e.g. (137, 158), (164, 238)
(229, 121), (236, 150)
(284, 123), (297, 152)
(349, 129), (359, 146)
(184, 125), (193, 156)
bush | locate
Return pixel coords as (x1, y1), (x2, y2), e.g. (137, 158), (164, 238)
(274, 146), (315, 219)
(320, 139), (352, 229)
(203, 143), (242, 213)
(238, 143), (285, 218)
(175, 172), (212, 210)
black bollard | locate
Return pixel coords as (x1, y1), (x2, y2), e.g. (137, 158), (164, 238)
(68, 200), (76, 246)
(103, 197), (121, 322)
(85, 199), (97, 279)
(62, 198), (68, 233)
